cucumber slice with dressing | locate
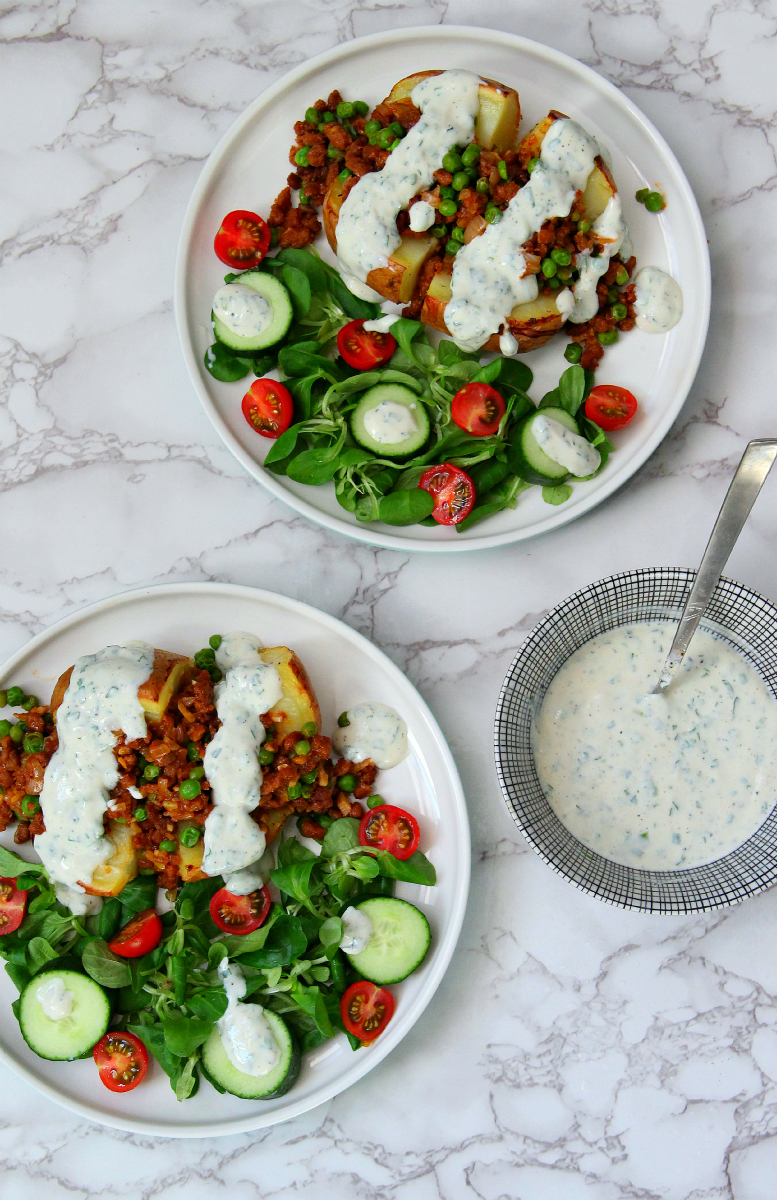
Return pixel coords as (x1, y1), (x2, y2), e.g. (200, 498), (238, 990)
(211, 271), (293, 354)
(19, 969), (110, 1061)
(350, 384), (430, 459)
(343, 897), (431, 985)
(201, 1010), (300, 1099)
(509, 406), (580, 486)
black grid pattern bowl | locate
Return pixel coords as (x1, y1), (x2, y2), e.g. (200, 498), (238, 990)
(494, 567), (777, 913)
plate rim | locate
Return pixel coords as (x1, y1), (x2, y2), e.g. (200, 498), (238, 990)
(0, 581), (470, 1137)
(174, 23), (711, 554)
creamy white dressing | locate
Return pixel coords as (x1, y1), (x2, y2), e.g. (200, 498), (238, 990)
(409, 199), (436, 232)
(533, 622), (777, 869)
(54, 885), (103, 916)
(634, 265), (683, 333)
(565, 194), (628, 324)
(212, 285), (272, 339)
(202, 632), (283, 879)
(336, 69), (480, 284)
(343, 276), (384, 303)
(35, 976), (74, 1021)
(217, 960), (281, 1077)
(532, 414), (601, 477)
(362, 313), (401, 334)
(339, 905), (373, 955)
(225, 866), (264, 896)
(333, 702), (408, 769)
(363, 400), (419, 445)
(555, 287), (575, 321)
(37, 642), (154, 892)
(499, 330), (519, 357)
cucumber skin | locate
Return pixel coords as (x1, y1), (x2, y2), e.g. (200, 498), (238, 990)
(211, 271), (292, 354)
(201, 1015), (301, 1100)
(508, 406), (580, 486)
(345, 897), (431, 986)
(19, 970), (110, 1061)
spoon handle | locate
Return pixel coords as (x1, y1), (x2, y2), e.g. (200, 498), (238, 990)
(653, 438), (777, 693)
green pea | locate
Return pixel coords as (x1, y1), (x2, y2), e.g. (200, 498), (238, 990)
(375, 128), (394, 149)
(430, 224), (446, 238)
(611, 303), (628, 321)
(259, 748), (275, 766)
(179, 778), (201, 800)
(597, 330), (619, 345)
(442, 151), (463, 173)
(159, 840), (177, 854)
(387, 121), (404, 138)
(187, 741), (200, 761)
(451, 171), (470, 192)
(615, 266), (629, 285)
(446, 240), (460, 255)
(338, 167), (353, 182)
(635, 187), (650, 203)
(263, 724), (275, 743)
(527, 156), (540, 174)
(475, 177), (490, 194)
(305, 107), (321, 124)
(557, 265), (573, 281)
(485, 206), (502, 225)
(338, 774), (357, 793)
(336, 101), (355, 119)
(294, 739), (311, 757)
(302, 769), (318, 784)
(21, 795), (40, 817)
(337, 711), (350, 728)
(208, 666), (223, 683)
(550, 247), (572, 266)
(439, 185), (455, 200)
(546, 277), (560, 289)
(327, 146), (344, 159)
(143, 764), (160, 781)
(189, 765), (205, 780)
(451, 226), (465, 243)
(133, 807), (147, 822)
(294, 146), (310, 167)
(0, 720), (10, 737)
(301, 721), (317, 739)
(541, 258), (557, 279)
(364, 119), (381, 136)
(366, 794), (385, 809)
(288, 782), (302, 800)
(607, 286), (620, 305)
(564, 343), (583, 364)
(461, 143), (480, 168)
(438, 199), (458, 218)
(389, 138), (401, 151)
(6, 687), (24, 706)
(577, 218), (591, 233)
(180, 824), (202, 848)
(353, 100), (369, 116)
(497, 159), (508, 181)
(298, 191), (310, 205)
(645, 191), (665, 212)
(23, 733), (44, 754)
(10, 724), (24, 744)
(321, 111), (334, 123)
(209, 634), (222, 650)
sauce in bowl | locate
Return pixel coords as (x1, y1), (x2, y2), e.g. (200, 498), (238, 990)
(532, 622), (777, 869)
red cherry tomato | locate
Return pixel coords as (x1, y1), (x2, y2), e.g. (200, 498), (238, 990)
(451, 382), (506, 437)
(209, 885), (272, 935)
(336, 319), (396, 370)
(418, 462), (475, 525)
(359, 804), (421, 861)
(0, 877), (27, 935)
(584, 384), (638, 431)
(213, 210), (270, 269)
(93, 1031), (149, 1092)
(340, 981), (395, 1044)
(242, 379), (293, 439)
(108, 909), (162, 958)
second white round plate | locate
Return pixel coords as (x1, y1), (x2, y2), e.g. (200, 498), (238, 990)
(0, 583), (469, 1137)
(175, 26), (710, 551)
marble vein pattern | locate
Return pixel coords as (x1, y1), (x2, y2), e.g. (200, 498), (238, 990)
(2, 0), (777, 1196)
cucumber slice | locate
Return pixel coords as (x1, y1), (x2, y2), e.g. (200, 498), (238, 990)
(201, 1009), (300, 1099)
(19, 970), (110, 1061)
(211, 271), (293, 354)
(344, 897), (431, 985)
(509, 406), (579, 486)
(350, 385), (430, 459)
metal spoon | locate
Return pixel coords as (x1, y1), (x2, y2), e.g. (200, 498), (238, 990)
(652, 438), (777, 693)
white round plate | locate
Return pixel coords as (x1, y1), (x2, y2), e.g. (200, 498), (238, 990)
(0, 583), (468, 1137)
(175, 25), (709, 552)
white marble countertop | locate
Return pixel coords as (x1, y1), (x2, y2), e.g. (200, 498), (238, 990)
(2, 1), (777, 1195)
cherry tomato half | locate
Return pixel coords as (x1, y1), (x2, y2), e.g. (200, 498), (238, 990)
(93, 1031), (149, 1092)
(336, 319), (396, 370)
(242, 379), (294, 440)
(209, 885), (272, 935)
(451, 382), (506, 437)
(359, 804), (421, 861)
(213, 210), (270, 269)
(108, 909), (162, 958)
(0, 877), (27, 935)
(418, 462), (475, 525)
(584, 384), (638, 431)
(340, 981), (395, 1044)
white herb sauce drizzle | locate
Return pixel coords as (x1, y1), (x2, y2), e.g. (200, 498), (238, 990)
(36, 976), (74, 1021)
(217, 960), (280, 1077)
(37, 642), (154, 893)
(633, 265), (683, 333)
(363, 400), (420, 445)
(336, 70), (480, 283)
(409, 199), (436, 232)
(212, 285), (272, 338)
(362, 313), (401, 334)
(533, 622), (777, 869)
(340, 905), (373, 955)
(202, 633), (283, 879)
(333, 702), (408, 770)
(532, 414), (601, 477)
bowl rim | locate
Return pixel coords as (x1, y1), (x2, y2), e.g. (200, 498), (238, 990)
(494, 566), (777, 913)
